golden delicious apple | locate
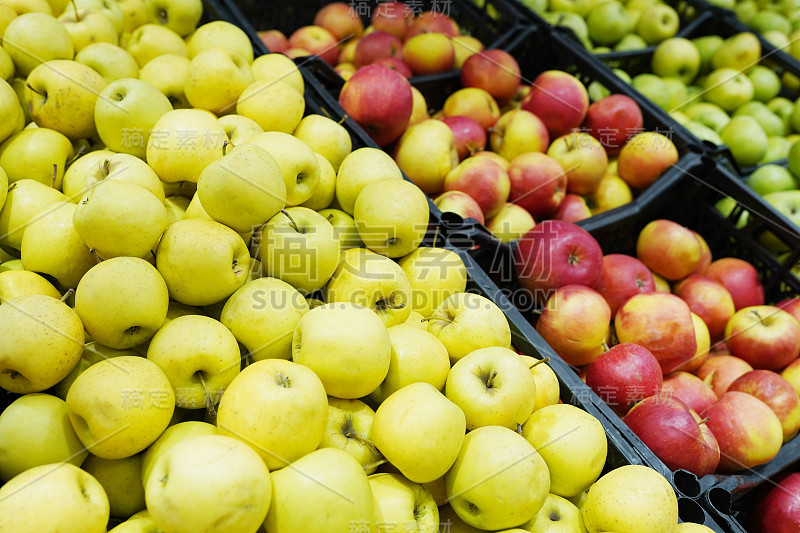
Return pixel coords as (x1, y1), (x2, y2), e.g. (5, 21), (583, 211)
(156, 218), (251, 306)
(217, 113), (263, 145)
(61, 149), (115, 200)
(0, 128), (74, 189)
(186, 20), (253, 62)
(523, 493), (585, 533)
(58, 7), (118, 51)
(428, 292), (511, 363)
(370, 382), (466, 483)
(294, 114), (352, 172)
(404, 310), (427, 329)
(263, 447), (375, 533)
(146, 435), (271, 533)
(52, 341), (138, 399)
(67, 355), (175, 458)
(325, 247), (413, 327)
(75, 42), (139, 82)
(0, 393), (88, 481)
(299, 152), (336, 211)
(75, 256), (169, 348)
(126, 23), (186, 66)
(0, 79), (20, 144)
(146, 0), (202, 36)
(0, 3), (16, 37)
(318, 208), (362, 249)
(220, 277), (309, 361)
(185, 47), (253, 115)
(447, 426), (550, 530)
(520, 355), (561, 412)
(336, 147), (403, 214)
(217, 358), (328, 471)
(197, 143), (286, 233)
(319, 397), (382, 473)
(164, 195), (189, 223)
(20, 201), (97, 288)
(108, 510), (161, 532)
(0, 463), (109, 532)
(369, 473), (439, 532)
(394, 118), (459, 194)
(0, 165), (7, 210)
(73, 0), (125, 33)
(138, 53), (190, 108)
(82, 453), (145, 518)
(116, 0), (148, 32)
(80, 152), (165, 203)
(0, 179), (68, 249)
(251, 52), (304, 94)
(146, 108), (228, 183)
(398, 246), (468, 318)
(293, 301), (392, 399)
(140, 420), (218, 486)
(582, 465), (678, 533)
(237, 78), (305, 133)
(2, 13), (74, 76)
(446, 346), (538, 430)
(0, 269), (60, 303)
(0, 294), (84, 393)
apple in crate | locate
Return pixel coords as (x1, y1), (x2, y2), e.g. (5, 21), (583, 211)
(486, 203), (536, 243)
(288, 25), (339, 65)
(594, 254), (655, 315)
(617, 132), (679, 189)
(725, 305), (800, 370)
(442, 87), (501, 130)
(354, 31), (403, 68)
(443, 156), (510, 219)
(441, 116), (486, 160)
(547, 132), (608, 195)
(406, 10), (459, 39)
(753, 472), (800, 533)
(662, 371), (718, 414)
(489, 109), (549, 162)
(461, 49), (521, 105)
(402, 33), (454, 75)
(258, 30), (288, 53)
(728, 370), (800, 442)
(697, 355), (755, 398)
(521, 70), (589, 138)
(434, 190), (484, 224)
(585, 343), (663, 416)
(673, 275), (735, 343)
(704, 257), (765, 310)
(371, 1), (414, 40)
(636, 219), (701, 281)
(553, 193), (591, 223)
(583, 94), (644, 156)
(506, 152), (566, 219)
(313, 2), (364, 42)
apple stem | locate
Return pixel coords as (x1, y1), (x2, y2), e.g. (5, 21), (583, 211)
(50, 164), (57, 188)
(487, 127), (502, 138)
(71, 0), (79, 20)
(222, 139), (233, 156)
(67, 144), (87, 166)
(698, 417), (710, 426)
(344, 431), (379, 453)
(531, 309), (542, 315)
(25, 82), (43, 97)
(362, 458), (388, 472)
(7, 182), (16, 193)
(280, 209), (300, 233)
(529, 357), (551, 369)
(432, 226), (440, 248)
(89, 249), (102, 262)
(602, 342), (610, 352)
(486, 370), (499, 388)
(337, 113), (348, 126)
(517, 423), (524, 435)
(60, 288), (74, 302)
(421, 316), (452, 324)
(325, 213), (334, 221)
(197, 371), (217, 419)
(102, 159), (111, 177)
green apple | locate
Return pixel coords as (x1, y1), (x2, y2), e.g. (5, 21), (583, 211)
(138, 53), (190, 108)
(336, 147), (404, 215)
(186, 20), (253, 62)
(75, 42), (139, 83)
(748, 164), (796, 195)
(0, 393), (88, 481)
(762, 190), (800, 252)
(524, 493), (585, 533)
(117, 0), (150, 33)
(767, 96), (793, 129)
(703, 68), (754, 112)
(0, 269), (61, 303)
(632, 73), (669, 109)
(237, 78), (305, 134)
(369, 473), (439, 531)
(293, 113), (352, 173)
(734, 0), (758, 22)
(300, 153), (336, 211)
(684, 102), (730, 132)
(318, 208), (362, 249)
(734, 100), (786, 137)
(636, 3), (679, 44)
(247, 132), (321, 206)
(711, 32), (760, 72)
(0, 259), (24, 272)
(0, 463), (108, 533)
(250, 52), (304, 94)
(683, 120), (724, 145)
(652, 38), (700, 84)
(2, 13), (74, 76)
(788, 139), (800, 177)
(217, 358), (328, 471)
(0, 127), (74, 189)
(544, 12), (591, 47)
(146, 0), (202, 36)
(587, 1), (630, 46)
(0, 79), (19, 145)
(662, 77), (688, 111)
(108, 510), (161, 533)
(748, 65), (782, 102)
(587, 80), (610, 101)
(185, 47), (252, 115)
(82, 453), (145, 518)
(692, 35), (723, 74)
(750, 10), (791, 34)
(614, 33), (647, 51)
(550, 0), (590, 15)
(761, 136), (791, 162)
(370, 381), (466, 483)
(763, 29), (790, 50)
(221, 277), (309, 361)
(58, 7), (118, 52)
(146, 435), (271, 533)
(720, 115), (768, 166)
(126, 23), (187, 67)
(318, 397), (381, 473)
(52, 341), (138, 400)
(217, 113), (263, 145)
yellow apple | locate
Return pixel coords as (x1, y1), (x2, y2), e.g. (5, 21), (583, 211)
(2, 12), (74, 76)
(0, 128), (74, 189)
(140, 420), (218, 487)
(398, 246), (468, 318)
(126, 23), (186, 66)
(0, 269), (60, 303)
(186, 20), (253, 62)
(138, 53), (190, 108)
(319, 397), (381, 473)
(185, 47), (253, 115)
(335, 146), (403, 214)
(217, 113), (263, 144)
(81, 453), (145, 518)
(51, 341), (138, 400)
(520, 355), (561, 412)
(75, 42), (139, 83)
(293, 113), (352, 172)
(237, 77), (304, 134)
(250, 52), (303, 93)
(246, 131), (321, 206)
(369, 473), (439, 532)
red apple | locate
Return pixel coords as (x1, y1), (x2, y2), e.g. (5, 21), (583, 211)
(697, 355), (754, 398)
(371, 1), (414, 40)
(636, 219), (701, 281)
(442, 156), (510, 219)
(461, 49), (521, 105)
(691, 230), (712, 275)
(258, 29), (288, 53)
(702, 391), (783, 472)
(582, 94), (644, 157)
(402, 32), (454, 75)
(624, 394), (720, 476)
(553, 193), (591, 223)
(521, 70), (589, 139)
(673, 275), (735, 343)
(471, 150), (509, 170)
(506, 152), (566, 219)
(485, 203), (536, 243)
(313, 2), (364, 41)
(489, 109), (549, 162)
(405, 10), (459, 39)
(434, 190), (485, 225)
(778, 298), (800, 325)
(753, 472), (800, 533)
(373, 56), (412, 77)
(662, 371), (718, 414)
(339, 64), (413, 146)
(595, 254), (655, 316)
(585, 343), (663, 416)
(353, 30), (403, 68)
(704, 257), (765, 311)
(546, 132), (609, 195)
(288, 25), (339, 65)
(513, 220), (604, 304)
(442, 87), (501, 131)
(441, 116), (486, 160)
(728, 370), (800, 442)
(617, 132), (679, 189)
(535, 285), (611, 366)
(615, 292), (697, 375)
(725, 305), (800, 370)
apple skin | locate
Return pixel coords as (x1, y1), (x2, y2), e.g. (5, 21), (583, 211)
(553, 193), (591, 223)
(434, 190), (485, 224)
(662, 371), (718, 415)
(354, 31), (403, 68)
(441, 116), (486, 160)
(673, 275), (735, 343)
(442, 87), (501, 131)
(521, 70), (589, 138)
(615, 292), (697, 375)
(753, 472), (800, 533)
(288, 25), (339, 65)
(777, 298), (800, 326)
(339, 64), (413, 147)
(486, 203), (536, 243)
(514, 219), (604, 304)
(702, 391), (783, 472)
(691, 230), (712, 275)
(373, 57), (412, 78)
(704, 257), (765, 310)
(636, 219), (701, 281)
(460, 49), (521, 105)
(313, 2), (364, 42)
(624, 394), (720, 477)
(782, 357), (800, 397)
(405, 10), (459, 39)
(258, 30), (288, 53)
(506, 152), (566, 219)
(585, 343), (663, 416)
(443, 156), (510, 219)
(546, 132), (608, 195)
(697, 355), (755, 398)
(725, 305), (800, 371)
(728, 370), (800, 443)
(583, 94), (644, 156)
(371, 1), (414, 40)
(594, 253), (655, 315)
(402, 32), (454, 75)
(617, 132), (679, 190)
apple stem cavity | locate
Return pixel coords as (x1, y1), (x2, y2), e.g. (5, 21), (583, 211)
(60, 289), (74, 302)
(376, 299), (405, 311)
(102, 159), (111, 177)
(7, 182), (17, 192)
(529, 357), (551, 369)
(276, 371), (291, 388)
(196, 371), (218, 418)
(25, 82), (43, 97)
(486, 370), (499, 388)
(280, 209), (301, 233)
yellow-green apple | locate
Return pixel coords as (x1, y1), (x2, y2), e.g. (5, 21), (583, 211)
(673, 275), (735, 342)
(20, 201), (96, 288)
(313, 2), (363, 41)
(81, 453), (144, 518)
(71, 0), (124, 34)
(141, 421), (218, 486)
(369, 473), (439, 531)
(394, 117), (458, 195)
(217, 358), (327, 470)
(146, 435), (271, 533)
(64, 152), (165, 203)
(370, 382), (465, 483)
(521, 71), (589, 138)
(434, 190), (485, 224)
(725, 306), (800, 370)
(0, 270), (61, 303)
(2, 13), (74, 76)
(0, 79), (19, 145)
(107, 509), (160, 532)
(489, 109), (549, 162)
(353, 30), (402, 67)
(73, 180), (168, 259)
(486, 202), (536, 243)
(636, 219), (701, 280)
(353, 178), (429, 258)
(697, 355), (754, 398)
(702, 391), (783, 471)
(536, 285), (611, 366)
(319, 397), (381, 472)
(75, 42), (139, 83)
(184, 47), (252, 115)
(617, 132), (679, 189)
(452, 34), (483, 68)
(547, 132), (608, 195)
(702, 69), (755, 116)
(443, 156), (510, 218)
(146, 108), (228, 183)
(442, 115), (486, 160)
(520, 356), (560, 412)
(186, 20), (253, 61)
(339, 64), (413, 146)
(524, 493), (584, 533)
(514, 220), (604, 304)
(117, 0), (149, 33)
(0, 294), (84, 393)
(293, 301), (390, 398)
(288, 24), (338, 64)
(704, 257), (765, 310)
(157, 218), (250, 306)
(406, 9), (459, 38)
(146, 0), (202, 36)
(397, 246), (467, 318)
(636, 3), (679, 43)
(52, 341), (139, 400)
(0, 179), (68, 250)
(293, 114), (352, 173)
(583, 94), (644, 156)
(0, 393), (88, 481)
(461, 48), (521, 105)
(263, 447), (375, 533)
(371, 1), (413, 39)
(711, 32), (760, 71)
(217, 114), (263, 145)
(662, 371), (718, 414)
(66, 355), (174, 458)
(246, 132), (321, 206)
(402, 32), (454, 75)
(58, 7), (118, 52)
(447, 425), (549, 530)
(589, 173), (634, 213)
(427, 292), (511, 363)
(585, 343), (663, 415)
(595, 254), (655, 316)
(236, 78), (305, 134)
(138, 53), (190, 108)
(126, 23), (186, 66)
(442, 87), (501, 130)
(445, 346), (537, 430)
(0, 462), (109, 533)
(336, 147), (403, 214)
(0, 128), (74, 189)
(554, 193), (592, 223)
(587, 1), (630, 45)
(506, 151), (566, 219)
(615, 292), (697, 374)
(318, 208), (362, 249)
(250, 55), (302, 95)
(728, 370), (800, 442)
